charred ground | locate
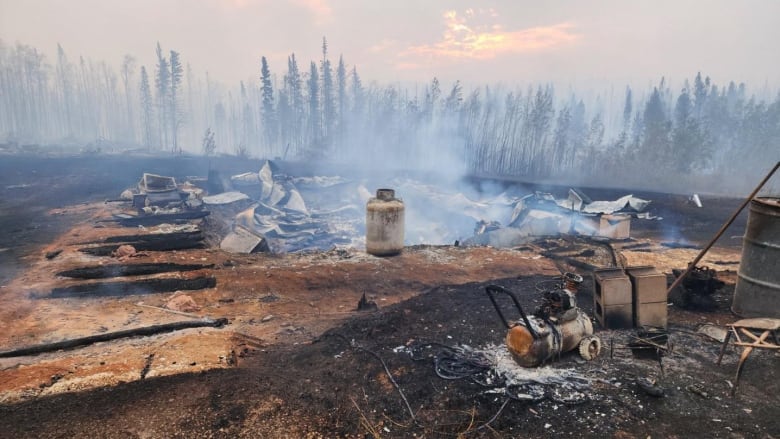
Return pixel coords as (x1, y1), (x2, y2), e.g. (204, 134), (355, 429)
(0, 153), (775, 439)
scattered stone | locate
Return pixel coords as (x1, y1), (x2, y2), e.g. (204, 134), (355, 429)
(165, 293), (201, 313)
(45, 249), (63, 260)
(260, 294), (279, 303)
(261, 315), (275, 322)
(687, 384), (709, 398)
(112, 245), (136, 258)
(637, 377), (664, 397)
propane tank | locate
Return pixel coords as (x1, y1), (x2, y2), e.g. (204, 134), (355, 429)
(366, 188), (405, 256)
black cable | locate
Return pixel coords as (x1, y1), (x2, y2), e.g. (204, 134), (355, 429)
(433, 345), (492, 380)
(321, 332), (417, 422)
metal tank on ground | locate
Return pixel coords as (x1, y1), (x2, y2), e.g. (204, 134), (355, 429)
(366, 188), (405, 256)
(732, 197), (780, 318)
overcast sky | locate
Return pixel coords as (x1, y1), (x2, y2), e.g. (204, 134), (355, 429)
(1, 0), (778, 89)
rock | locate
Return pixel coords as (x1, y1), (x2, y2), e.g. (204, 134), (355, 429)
(112, 245), (136, 258)
(637, 377), (664, 397)
(686, 384), (709, 398)
(165, 293), (201, 313)
(261, 315), (274, 322)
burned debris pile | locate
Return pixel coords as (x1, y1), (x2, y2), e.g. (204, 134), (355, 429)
(670, 265), (725, 310)
(164, 159), (660, 255)
(201, 161), (361, 253)
(109, 173), (210, 227)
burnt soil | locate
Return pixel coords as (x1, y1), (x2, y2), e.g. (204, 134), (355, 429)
(0, 153), (776, 438)
(1, 275), (778, 438)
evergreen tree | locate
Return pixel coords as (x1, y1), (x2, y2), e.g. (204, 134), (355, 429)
(320, 37), (334, 145)
(139, 66), (154, 148)
(623, 86), (633, 128)
(202, 127), (216, 155)
(336, 55), (347, 143)
(672, 87), (707, 171)
(285, 54), (303, 154)
(641, 87), (671, 166)
(120, 55), (136, 142)
(307, 61), (320, 151)
(350, 66), (364, 114)
(154, 42), (170, 150)
(444, 80), (463, 112)
(260, 56), (276, 150)
(169, 50), (183, 152)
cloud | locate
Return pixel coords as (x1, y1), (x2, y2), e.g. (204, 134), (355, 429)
(402, 10), (580, 63)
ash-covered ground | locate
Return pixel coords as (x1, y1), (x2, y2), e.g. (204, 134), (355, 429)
(0, 154), (776, 439)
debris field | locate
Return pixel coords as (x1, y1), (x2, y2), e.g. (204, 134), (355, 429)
(0, 155), (777, 438)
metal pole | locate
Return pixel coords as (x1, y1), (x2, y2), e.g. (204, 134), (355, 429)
(665, 161), (780, 297)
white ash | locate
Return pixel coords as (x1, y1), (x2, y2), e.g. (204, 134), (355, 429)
(478, 343), (590, 388)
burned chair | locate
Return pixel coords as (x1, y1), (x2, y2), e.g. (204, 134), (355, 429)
(716, 317), (780, 396)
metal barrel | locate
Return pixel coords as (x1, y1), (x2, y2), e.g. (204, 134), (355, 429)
(732, 197), (780, 317)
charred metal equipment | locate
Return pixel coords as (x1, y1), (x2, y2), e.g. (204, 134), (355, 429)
(486, 273), (601, 367)
(671, 265), (724, 310)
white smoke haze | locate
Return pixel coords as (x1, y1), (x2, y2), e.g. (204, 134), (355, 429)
(0, 33), (778, 198)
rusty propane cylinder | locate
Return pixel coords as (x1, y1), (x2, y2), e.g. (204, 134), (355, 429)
(366, 188), (405, 256)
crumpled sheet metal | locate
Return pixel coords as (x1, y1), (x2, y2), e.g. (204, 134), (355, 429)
(557, 194), (650, 214)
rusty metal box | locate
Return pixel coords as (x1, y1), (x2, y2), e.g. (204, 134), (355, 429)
(626, 266), (667, 304)
(594, 301), (633, 329)
(634, 301), (668, 328)
(593, 268), (633, 305)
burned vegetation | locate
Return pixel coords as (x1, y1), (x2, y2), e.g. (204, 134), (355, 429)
(0, 156), (778, 439)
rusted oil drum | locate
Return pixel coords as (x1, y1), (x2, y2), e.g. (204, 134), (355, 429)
(366, 188), (405, 256)
(733, 197), (780, 317)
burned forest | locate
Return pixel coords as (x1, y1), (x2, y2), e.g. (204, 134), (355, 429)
(1, 3), (780, 439)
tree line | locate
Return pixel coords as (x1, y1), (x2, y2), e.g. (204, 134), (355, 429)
(0, 38), (778, 190)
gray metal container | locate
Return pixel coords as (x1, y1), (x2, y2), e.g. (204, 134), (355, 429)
(366, 189), (405, 256)
(733, 197), (780, 317)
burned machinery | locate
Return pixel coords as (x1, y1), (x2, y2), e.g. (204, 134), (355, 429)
(486, 273), (601, 367)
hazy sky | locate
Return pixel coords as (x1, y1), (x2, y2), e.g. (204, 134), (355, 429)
(1, 0), (778, 89)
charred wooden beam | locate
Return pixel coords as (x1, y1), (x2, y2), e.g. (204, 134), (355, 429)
(112, 210), (210, 227)
(49, 276), (216, 298)
(79, 237), (205, 256)
(102, 230), (203, 244)
(0, 318), (229, 358)
(57, 263), (213, 279)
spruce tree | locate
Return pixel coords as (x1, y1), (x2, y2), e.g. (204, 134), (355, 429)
(260, 56), (276, 150)
(169, 50), (183, 152)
